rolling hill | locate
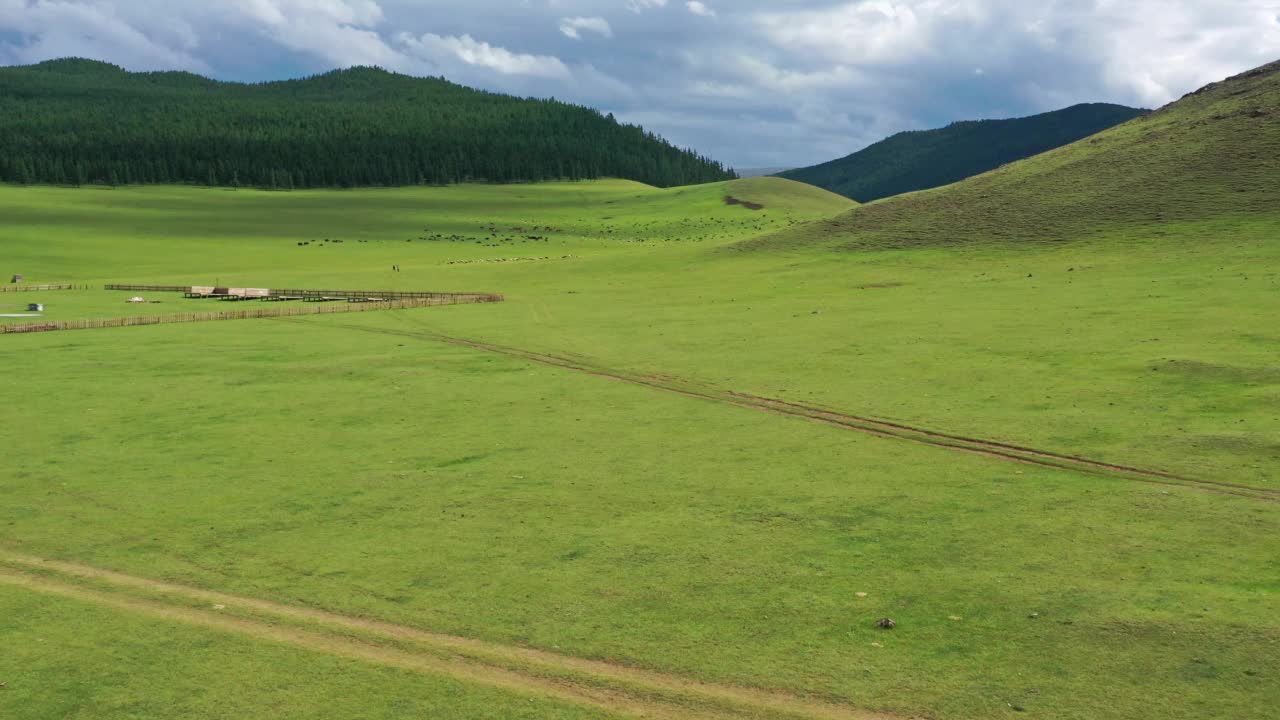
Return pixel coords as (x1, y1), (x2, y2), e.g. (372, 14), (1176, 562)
(779, 103), (1148, 202)
(753, 60), (1279, 251)
(0, 58), (734, 189)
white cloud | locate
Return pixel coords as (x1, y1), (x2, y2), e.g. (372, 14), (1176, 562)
(1081, 0), (1280, 106)
(626, 0), (668, 13)
(398, 32), (569, 77)
(233, 0), (384, 27)
(686, 2), (715, 18)
(754, 2), (935, 66)
(753, 0), (1280, 107)
(559, 16), (612, 40)
(249, 15), (400, 69)
(0, 0), (208, 71)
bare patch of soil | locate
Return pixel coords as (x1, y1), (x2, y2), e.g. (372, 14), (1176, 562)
(724, 196), (765, 211)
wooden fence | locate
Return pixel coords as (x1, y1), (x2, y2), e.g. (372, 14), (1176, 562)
(270, 288), (497, 300)
(105, 284), (495, 300)
(0, 283), (88, 292)
(104, 284), (191, 292)
(1, 295), (503, 335)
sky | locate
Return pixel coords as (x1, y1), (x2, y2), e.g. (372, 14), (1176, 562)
(1, 1), (1279, 168)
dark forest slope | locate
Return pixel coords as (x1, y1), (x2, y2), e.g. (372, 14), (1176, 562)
(748, 60), (1279, 252)
(779, 103), (1147, 202)
(0, 58), (734, 189)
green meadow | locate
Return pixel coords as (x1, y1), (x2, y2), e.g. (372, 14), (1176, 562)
(0, 584), (610, 720)
(1, 173), (1276, 720)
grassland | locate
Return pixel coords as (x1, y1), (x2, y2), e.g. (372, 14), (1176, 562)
(2, 64), (1279, 720)
(0, 178), (833, 323)
(1, 174), (1276, 719)
(0, 584), (613, 720)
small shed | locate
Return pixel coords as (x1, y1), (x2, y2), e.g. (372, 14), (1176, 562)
(11, 274), (23, 284)
(27, 302), (43, 312)
(221, 288), (270, 301)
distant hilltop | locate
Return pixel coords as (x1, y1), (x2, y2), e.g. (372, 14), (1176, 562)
(734, 167), (794, 178)
(0, 58), (735, 189)
(780, 103), (1148, 202)
(747, 59), (1279, 252)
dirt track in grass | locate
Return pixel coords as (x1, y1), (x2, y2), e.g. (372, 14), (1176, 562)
(284, 316), (1279, 503)
(0, 553), (900, 720)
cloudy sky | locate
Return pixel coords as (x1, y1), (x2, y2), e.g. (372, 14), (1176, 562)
(2, 1), (1279, 168)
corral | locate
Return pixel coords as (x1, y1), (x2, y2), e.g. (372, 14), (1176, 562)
(0, 284), (503, 334)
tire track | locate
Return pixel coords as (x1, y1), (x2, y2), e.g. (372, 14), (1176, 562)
(726, 392), (1279, 500)
(0, 568), (683, 719)
(0, 553), (896, 720)
(282, 316), (1278, 503)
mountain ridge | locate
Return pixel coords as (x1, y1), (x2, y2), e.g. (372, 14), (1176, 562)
(779, 103), (1148, 202)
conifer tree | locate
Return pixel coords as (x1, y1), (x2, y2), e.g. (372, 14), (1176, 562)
(0, 59), (736, 189)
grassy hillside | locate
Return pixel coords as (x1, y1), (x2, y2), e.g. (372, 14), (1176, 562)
(0, 176), (853, 325)
(0, 58), (733, 189)
(2, 162), (1277, 720)
(779, 103), (1147, 202)
(756, 61), (1279, 251)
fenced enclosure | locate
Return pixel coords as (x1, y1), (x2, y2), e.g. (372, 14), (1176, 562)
(105, 284), (497, 301)
(1, 294), (503, 335)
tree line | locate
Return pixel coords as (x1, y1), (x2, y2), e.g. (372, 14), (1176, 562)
(0, 58), (735, 189)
